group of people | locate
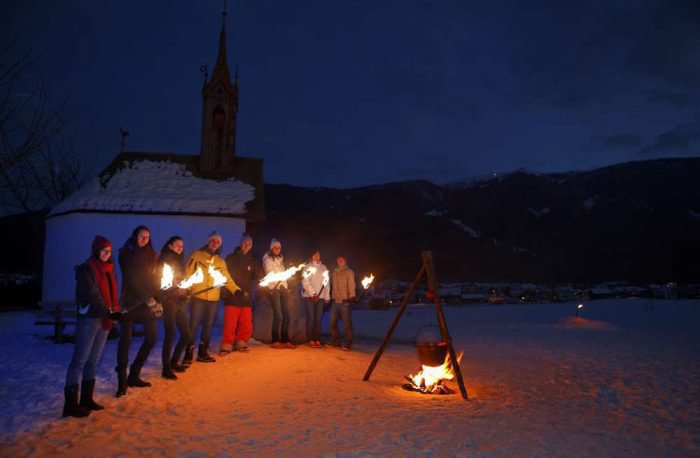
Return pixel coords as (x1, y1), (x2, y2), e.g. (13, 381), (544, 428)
(62, 226), (358, 418)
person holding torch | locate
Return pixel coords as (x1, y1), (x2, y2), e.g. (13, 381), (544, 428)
(183, 231), (241, 364)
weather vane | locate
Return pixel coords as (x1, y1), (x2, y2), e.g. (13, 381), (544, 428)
(200, 64), (208, 84)
(119, 127), (129, 154)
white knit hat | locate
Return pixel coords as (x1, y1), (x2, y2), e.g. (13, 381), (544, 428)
(270, 238), (281, 249)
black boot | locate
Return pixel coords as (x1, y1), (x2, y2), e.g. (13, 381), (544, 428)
(196, 343), (216, 363)
(171, 360), (187, 372)
(182, 345), (194, 367)
(127, 364), (152, 388)
(115, 366), (128, 398)
(79, 379), (104, 411)
(162, 368), (178, 380)
(63, 384), (90, 418)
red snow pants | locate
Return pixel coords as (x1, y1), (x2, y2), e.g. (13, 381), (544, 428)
(221, 305), (253, 346)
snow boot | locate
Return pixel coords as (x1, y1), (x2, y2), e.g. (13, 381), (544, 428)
(79, 379), (104, 411)
(182, 345), (194, 367)
(63, 384), (90, 418)
(196, 343), (216, 363)
(127, 364), (152, 388)
(115, 366), (128, 398)
(162, 368), (178, 380)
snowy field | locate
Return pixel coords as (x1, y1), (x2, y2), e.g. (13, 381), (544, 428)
(1, 298), (699, 457)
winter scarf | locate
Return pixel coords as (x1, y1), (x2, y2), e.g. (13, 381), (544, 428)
(87, 236), (119, 330)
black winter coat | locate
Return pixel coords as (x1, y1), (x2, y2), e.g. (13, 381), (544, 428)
(74, 263), (113, 319)
(221, 247), (263, 306)
(118, 238), (159, 314)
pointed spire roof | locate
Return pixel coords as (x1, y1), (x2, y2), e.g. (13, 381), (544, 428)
(210, 4), (232, 84)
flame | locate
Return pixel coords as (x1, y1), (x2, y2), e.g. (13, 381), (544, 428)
(407, 351), (463, 394)
(301, 266), (317, 279)
(160, 263), (174, 290)
(178, 266), (204, 289)
(207, 260), (227, 288)
(322, 270), (329, 286)
(361, 274), (375, 289)
(259, 263), (306, 287)
(577, 304), (584, 309)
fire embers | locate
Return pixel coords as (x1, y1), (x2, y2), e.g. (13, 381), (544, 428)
(402, 351), (463, 395)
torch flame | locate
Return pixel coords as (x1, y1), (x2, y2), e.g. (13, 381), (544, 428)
(361, 274), (375, 289)
(259, 263), (307, 287)
(578, 304), (584, 309)
(208, 263), (227, 288)
(322, 270), (329, 286)
(178, 266), (204, 289)
(301, 266), (317, 279)
(160, 263), (174, 290)
(408, 351), (463, 394)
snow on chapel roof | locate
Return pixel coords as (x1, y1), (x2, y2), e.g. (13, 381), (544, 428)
(49, 153), (265, 220)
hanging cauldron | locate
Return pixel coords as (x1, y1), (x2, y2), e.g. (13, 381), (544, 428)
(414, 324), (448, 366)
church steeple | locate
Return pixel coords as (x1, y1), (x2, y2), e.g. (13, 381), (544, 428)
(200, 1), (239, 174)
(210, 5), (231, 85)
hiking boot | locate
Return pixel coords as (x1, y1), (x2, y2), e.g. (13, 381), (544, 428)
(182, 345), (194, 367)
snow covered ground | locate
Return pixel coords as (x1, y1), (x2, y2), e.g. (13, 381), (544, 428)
(1, 298), (699, 457)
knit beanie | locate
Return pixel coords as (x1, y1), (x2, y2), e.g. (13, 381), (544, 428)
(270, 238), (281, 249)
(91, 235), (112, 259)
(208, 230), (222, 244)
(240, 233), (253, 245)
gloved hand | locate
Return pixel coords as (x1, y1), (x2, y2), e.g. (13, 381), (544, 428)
(233, 289), (245, 301)
(109, 311), (124, 321)
(147, 301), (164, 319)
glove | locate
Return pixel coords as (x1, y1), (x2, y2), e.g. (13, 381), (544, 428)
(109, 311), (124, 321)
(233, 289), (245, 302)
(147, 301), (164, 319)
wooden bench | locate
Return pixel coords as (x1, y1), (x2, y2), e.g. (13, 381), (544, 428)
(35, 301), (77, 343)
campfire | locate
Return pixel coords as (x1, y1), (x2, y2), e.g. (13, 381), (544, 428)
(403, 350), (463, 395)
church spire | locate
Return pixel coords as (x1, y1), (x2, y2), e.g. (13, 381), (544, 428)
(199, 0), (239, 174)
(210, 1), (231, 84)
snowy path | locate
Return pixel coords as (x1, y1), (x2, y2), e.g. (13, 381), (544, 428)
(0, 299), (698, 457)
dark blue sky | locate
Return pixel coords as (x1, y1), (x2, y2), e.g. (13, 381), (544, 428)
(3, 0), (699, 187)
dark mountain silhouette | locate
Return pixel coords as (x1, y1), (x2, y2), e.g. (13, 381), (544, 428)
(259, 158), (700, 283)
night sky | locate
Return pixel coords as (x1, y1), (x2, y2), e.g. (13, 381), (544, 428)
(3, 0), (699, 188)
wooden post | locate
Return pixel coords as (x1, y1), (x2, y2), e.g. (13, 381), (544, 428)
(362, 251), (469, 402)
(423, 251), (469, 400)
(362, 263), (426, 381)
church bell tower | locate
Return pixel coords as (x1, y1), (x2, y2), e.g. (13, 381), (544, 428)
(200, 4), (238, 174)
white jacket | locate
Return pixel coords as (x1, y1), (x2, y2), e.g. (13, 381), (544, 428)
(301, 261), (330, 300)
(262, 252), (288, 290)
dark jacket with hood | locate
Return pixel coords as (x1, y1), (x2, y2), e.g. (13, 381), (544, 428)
(222, 247), (263, 306)
(118, 227), (159, 314)
(75, 235), (119, 322)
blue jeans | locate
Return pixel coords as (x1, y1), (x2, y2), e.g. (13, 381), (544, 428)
(65, 317), (109, 386)
(304, 297), (324, 342)
(330, 302), (353, 347)
(270, 289), (290, 343)
(189, 298), (218, 347)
